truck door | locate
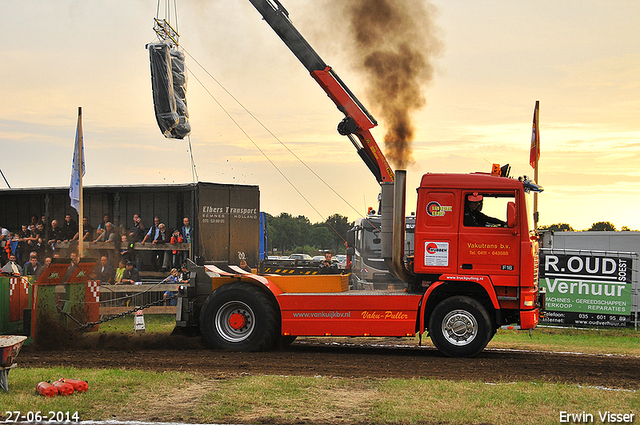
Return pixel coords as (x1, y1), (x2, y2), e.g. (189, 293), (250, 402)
(458, 191), (520, 287)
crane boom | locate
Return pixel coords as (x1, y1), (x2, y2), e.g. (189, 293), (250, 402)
(248, 0), (394, 183)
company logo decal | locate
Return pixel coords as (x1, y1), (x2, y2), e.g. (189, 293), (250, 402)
(426, 201), (452, 217)
(424, 241), (449, 267)
(426, 242), (447, 254)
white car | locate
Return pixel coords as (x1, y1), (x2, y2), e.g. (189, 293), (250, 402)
(289, 253), (312, 261)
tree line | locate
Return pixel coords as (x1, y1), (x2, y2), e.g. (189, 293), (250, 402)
(265, 213), (352, 256)
(538, 221), (637, 232)
(266, 215), (638, 257)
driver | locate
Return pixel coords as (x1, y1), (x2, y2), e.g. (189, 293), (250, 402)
(463, 193), (506, 227)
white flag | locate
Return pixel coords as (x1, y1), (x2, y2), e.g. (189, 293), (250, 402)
(70, 108), (85, 213)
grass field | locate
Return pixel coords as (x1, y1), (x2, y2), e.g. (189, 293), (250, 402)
(2, 367), (638, 425)
(2, 315), (637, 424)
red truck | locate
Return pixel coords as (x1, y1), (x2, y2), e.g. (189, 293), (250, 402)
(175, 0), (544, 357)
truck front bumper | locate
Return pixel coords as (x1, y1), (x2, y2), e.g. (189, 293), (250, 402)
(520, 308), (539, 329)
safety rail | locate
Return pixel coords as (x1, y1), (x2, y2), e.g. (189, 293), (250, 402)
(54, 283), (178, 315)
(54, 241), (191, 255)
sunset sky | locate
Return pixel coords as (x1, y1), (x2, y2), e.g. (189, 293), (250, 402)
(1, 1), (639, 230)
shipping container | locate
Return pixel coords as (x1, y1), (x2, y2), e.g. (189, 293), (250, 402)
(0, 182), (260, 267)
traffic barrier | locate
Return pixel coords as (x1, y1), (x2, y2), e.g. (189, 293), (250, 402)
(134, 309), (146, 333)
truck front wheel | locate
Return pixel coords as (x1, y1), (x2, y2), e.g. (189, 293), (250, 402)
(428, 296), (493, 358)
(200, 282), (278, 352)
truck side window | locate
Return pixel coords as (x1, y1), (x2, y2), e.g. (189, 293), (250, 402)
(463, 193), (509, 228)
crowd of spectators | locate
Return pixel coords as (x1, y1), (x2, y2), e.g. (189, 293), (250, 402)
(0, 214), (194, 278)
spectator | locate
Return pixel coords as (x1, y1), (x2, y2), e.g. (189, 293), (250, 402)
(47, 220), (63, 256)
(0, 224), (8, 265)
(181, 217), (194, 262)
(33, 231), (46, 263)
(69, 251), (80, 266)
(91, 255), (114, 284)
(114, 259), (126, 284)
(34, 256), (52, 280)
(4, 233), (19, 264)
(95, 213), (111, 238)
(128, 214), (146, 243)
(2, 254), (23, 275)
(167, 268), (180, 283)
(23, 224), (38, 259)
(23, 253), (41, 277)
(39, 216), (49, 235)
(93, 222), (116, 243)
(141, 216), (161, 244)
(93, 222), (116, 263)
(153, 223), (171, 271)
(127, 214), (145, 270)
(141, 216), (161, 271)
(170, 229), (183, 268)
(61, 214), (78, 242)
(163, 268), (179, 306)
(17, 224), (30, 264)
(119, 234), (135, 263)
(62, 251), (80, 283)
(78, 217), (94, 241)
(120, 261), (141, 285)
(318, 251), (339, 275)
(43, 256), (52, 268)
(48, 219), (63, 243)
(179, 263), (191, 284)
(34, 222), (45, 239)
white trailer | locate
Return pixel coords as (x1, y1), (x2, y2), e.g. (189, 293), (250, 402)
(539, 231), (639, 329)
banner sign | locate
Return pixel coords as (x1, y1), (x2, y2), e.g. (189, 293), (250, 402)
(539, 250), (634, 327)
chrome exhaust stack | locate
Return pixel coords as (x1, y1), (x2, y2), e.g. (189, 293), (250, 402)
(381, 170), (415, 285)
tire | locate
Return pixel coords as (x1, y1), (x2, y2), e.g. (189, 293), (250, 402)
(200, 282), (278, 352)
(428, 296), (493, 358)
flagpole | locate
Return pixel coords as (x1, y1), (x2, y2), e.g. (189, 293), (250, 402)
(77, 107), (84, 258)
(532, 101), (540, 230)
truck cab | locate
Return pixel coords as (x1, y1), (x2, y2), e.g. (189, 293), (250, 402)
(413, 173), (541, 335)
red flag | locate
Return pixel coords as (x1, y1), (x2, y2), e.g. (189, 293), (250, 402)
(529, 100), (540, 168)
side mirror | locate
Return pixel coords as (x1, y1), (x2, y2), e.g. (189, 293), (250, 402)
(346, 228), (356, 247)
(506, 202), (517, 228)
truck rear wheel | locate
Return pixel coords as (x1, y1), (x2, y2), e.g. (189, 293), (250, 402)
(428, 296), (493, 358)
(200, 282), (278, 352)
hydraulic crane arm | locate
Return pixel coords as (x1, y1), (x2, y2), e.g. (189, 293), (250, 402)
(248, 0), (394, 183)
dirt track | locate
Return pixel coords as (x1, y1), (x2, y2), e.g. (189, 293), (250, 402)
(18, 334), (640, 390)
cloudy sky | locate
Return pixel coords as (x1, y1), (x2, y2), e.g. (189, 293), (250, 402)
(1, 1), (639, 230)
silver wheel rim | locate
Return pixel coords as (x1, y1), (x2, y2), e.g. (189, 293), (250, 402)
(441, 309), (478, 346)
(215, 300), (255, 343)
